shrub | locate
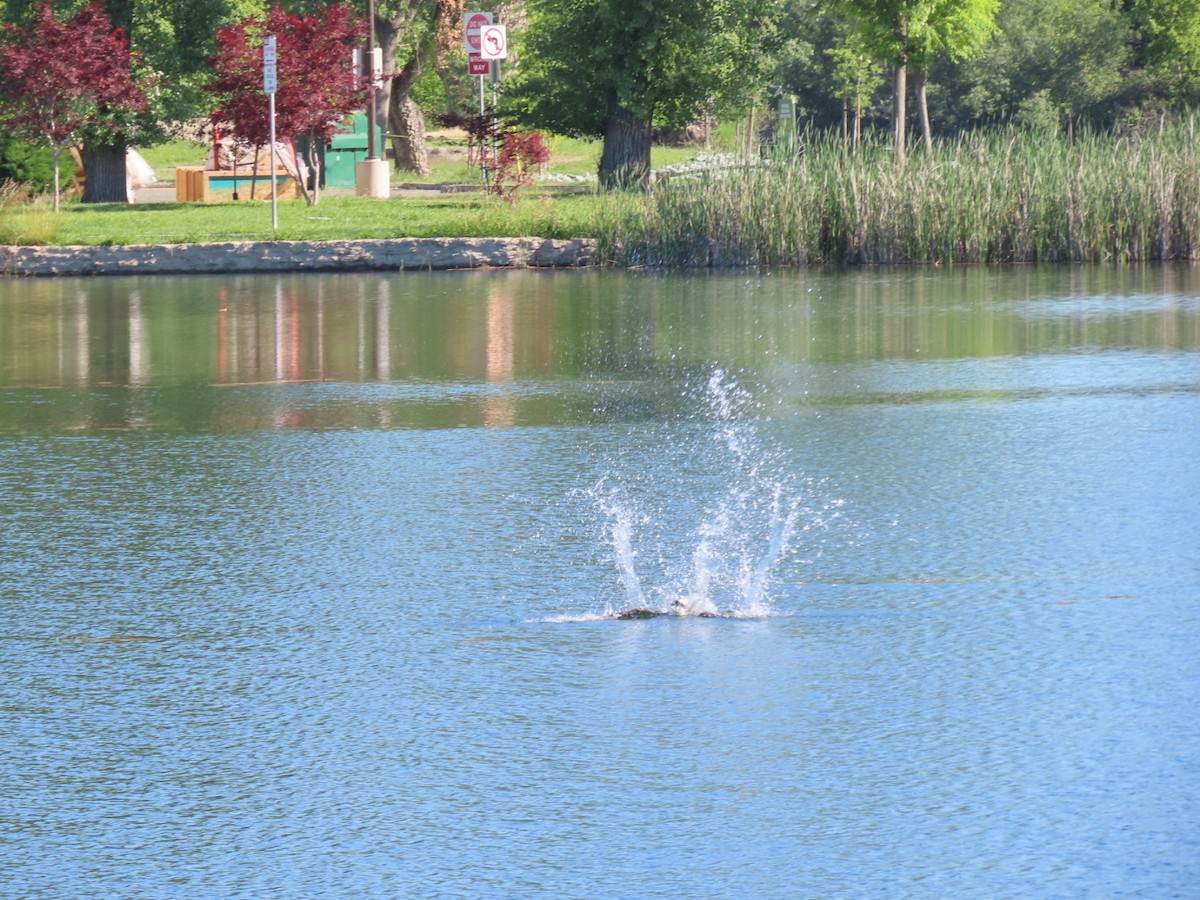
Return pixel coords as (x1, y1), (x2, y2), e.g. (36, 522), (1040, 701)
(0, 132), (54, 192)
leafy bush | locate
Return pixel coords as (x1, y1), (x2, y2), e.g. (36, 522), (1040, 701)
(0, 133), (54, 192)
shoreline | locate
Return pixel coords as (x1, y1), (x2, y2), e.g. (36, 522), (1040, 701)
(0, 236), (598, 278)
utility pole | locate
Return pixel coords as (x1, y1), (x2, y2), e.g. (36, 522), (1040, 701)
(356, 0), (389, 198)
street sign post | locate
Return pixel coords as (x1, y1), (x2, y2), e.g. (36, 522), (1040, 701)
(262, 34), (277, 93)
(464, 12), (504, 187)
(263, 35), (278, 229)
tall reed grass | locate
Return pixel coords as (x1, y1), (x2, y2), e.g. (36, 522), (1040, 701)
(599, 120), (1200, 267)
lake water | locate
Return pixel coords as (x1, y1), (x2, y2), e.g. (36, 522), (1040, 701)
(1, 266), (1198, 898)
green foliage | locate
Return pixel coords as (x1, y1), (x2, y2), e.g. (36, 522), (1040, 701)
(840, 0), (998, 68)
(825, 26), (885, 118)
(0, 131), (52, 190)
(0, 180), (60, 243)
(1133, 0), (1200, 103)
(45, 192), (609, 244)
(770, 2), (849, 123)
(411, 63), (448, 117)
(505, 0), (782, 138)
(600, 122), (1200, 266)
(933, 0), (1134, 128)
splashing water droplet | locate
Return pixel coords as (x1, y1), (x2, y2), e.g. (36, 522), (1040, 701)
(593, 368), (805, 619)
(607, 496), (644, 610)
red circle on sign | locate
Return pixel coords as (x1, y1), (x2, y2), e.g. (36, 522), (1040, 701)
(466, 14), (489, 51)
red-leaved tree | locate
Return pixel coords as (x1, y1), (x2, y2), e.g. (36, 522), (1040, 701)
(208, 4), (370, 205)
(0, 0), (148, 210)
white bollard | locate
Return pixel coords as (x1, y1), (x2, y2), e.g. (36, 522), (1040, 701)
(355, 159), (390, 199)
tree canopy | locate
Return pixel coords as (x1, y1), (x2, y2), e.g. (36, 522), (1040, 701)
(207, 3), (368, 202)
(2, 0), (1199, 197)
(505, 0), (784, 187)
(1134, 0), (1200, 104)
(841, 0), (998, 155)
(0, 0), (148, 206)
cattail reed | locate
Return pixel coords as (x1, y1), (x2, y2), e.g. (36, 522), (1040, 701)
(598, 120), (1200, 267)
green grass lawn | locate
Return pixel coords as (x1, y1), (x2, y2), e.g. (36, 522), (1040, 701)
(47, 192), (626, 245)
(3, 132), (709, 246)
(134, 139), (210, 179)
(134, 134), (699, 186)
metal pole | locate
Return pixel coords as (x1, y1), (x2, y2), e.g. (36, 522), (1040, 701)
(478, 74), (487, 184)
(490, 61), (500, 184)
(263, 34), (278, 227)
(269, 92), (278, 229)
(366, 0), (377, 161)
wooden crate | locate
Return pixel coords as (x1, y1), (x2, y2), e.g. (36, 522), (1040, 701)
(175, 166), (299, 203)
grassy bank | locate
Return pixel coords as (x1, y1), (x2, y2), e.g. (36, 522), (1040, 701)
(0, 133), (653, 247)
(6, 124), (1200, 265)
(603, 121), (1200, 266)
(42, 192), (620, 245)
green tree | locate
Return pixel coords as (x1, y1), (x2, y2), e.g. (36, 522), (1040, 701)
(826, 26), (885, 146)
(933, 0), (1134, 129)
(841, 0), (998, 157)
(770, 2), (860, 129)
(375, 0), (461, 175)
(505, 0), (783, 188)
(1133, 0), (1200, 104)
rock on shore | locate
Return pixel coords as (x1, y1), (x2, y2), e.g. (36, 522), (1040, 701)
(1, 237), (597, 277)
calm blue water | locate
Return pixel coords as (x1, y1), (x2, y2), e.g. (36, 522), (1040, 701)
(1, 267), (1198, 898)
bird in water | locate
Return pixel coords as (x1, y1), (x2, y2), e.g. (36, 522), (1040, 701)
(608, 597), (723, 619)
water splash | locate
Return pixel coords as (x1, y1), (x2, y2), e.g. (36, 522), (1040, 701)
(594, 368), (806, 619)
(600, 488), (644, 610)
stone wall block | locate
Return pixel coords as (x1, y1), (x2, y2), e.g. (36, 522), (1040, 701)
(1, 238), (600, 277)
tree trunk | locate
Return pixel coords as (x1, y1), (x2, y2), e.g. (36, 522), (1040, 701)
(302, 132), (319, 206)
(51, 145), (62, 213)
(81, 139), (129, 204)
(915, 67), (933, 152)
(383, 21), (434, 176)
(375, 14), (402, 158)
(389, 91), (431, 176)
(892, 62), (908, 162)
(854, 95), (863, 149)
(437, 63), (475, 118)
(598, 94), (651, 190)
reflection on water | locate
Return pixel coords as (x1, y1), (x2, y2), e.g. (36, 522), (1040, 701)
(1, 265), (1199, 898)
(1, 266), (1198, 433)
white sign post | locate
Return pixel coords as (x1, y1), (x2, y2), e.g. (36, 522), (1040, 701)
(464, 12), (495, 184)
(465, 12), (493, 106)
(478, 23), (506, 181)
(263, 35), (278, 229)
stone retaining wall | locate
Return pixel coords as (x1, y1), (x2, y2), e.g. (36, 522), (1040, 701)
(1, 237), (598, 277)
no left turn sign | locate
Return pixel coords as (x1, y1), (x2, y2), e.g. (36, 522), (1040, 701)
(479, 24), (507, 59)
